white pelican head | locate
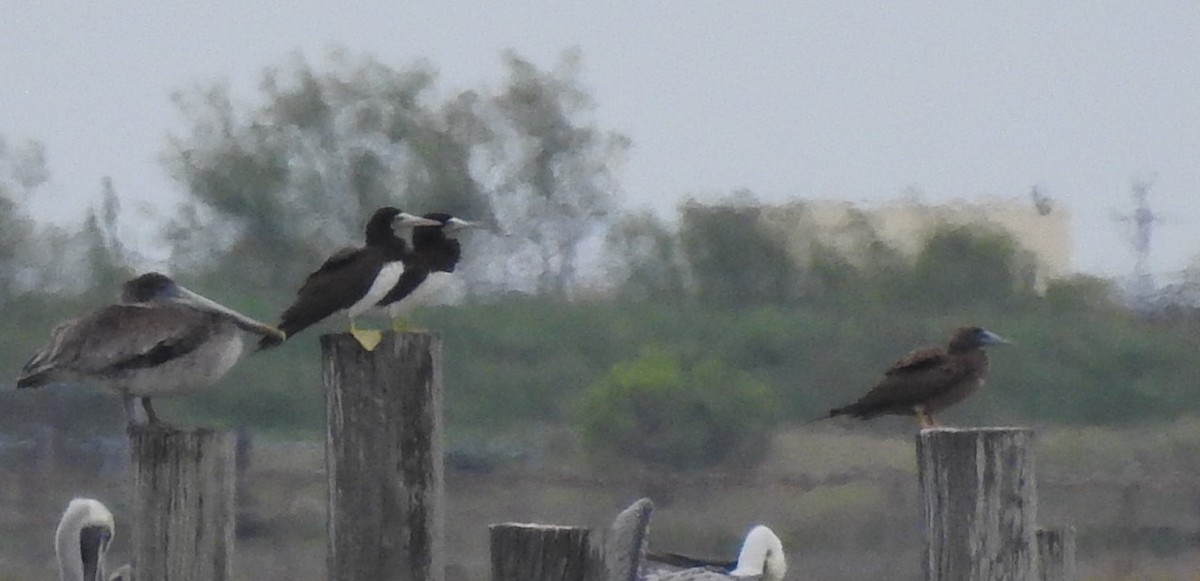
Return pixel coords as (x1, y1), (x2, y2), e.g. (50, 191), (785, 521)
(55, 498), (117, 581)
(729, 525), (787, 581)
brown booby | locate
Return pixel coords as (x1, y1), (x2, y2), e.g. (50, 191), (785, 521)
(256, 207), (438, 351)
(826, 326), (1011, 428)
(365, 212), (482, 331)
(17, 272), (284, 426)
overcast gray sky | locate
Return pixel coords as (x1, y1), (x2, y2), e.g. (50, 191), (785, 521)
(2, 1), (1198, 278)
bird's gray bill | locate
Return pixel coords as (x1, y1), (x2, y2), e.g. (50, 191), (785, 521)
(174, 287), (287, 340)
(396, 212), (441, 227)
(980, 330), (1012, 345)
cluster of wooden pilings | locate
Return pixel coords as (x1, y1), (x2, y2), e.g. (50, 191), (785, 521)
(124, 332), (1075, 581)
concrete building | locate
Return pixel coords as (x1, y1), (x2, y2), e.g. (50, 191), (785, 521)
(759, 197), (1071, 288)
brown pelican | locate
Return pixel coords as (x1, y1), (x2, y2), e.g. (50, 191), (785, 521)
(17, 272), (285, 426)
(606, 498), (788, 581)
(825, 326), (1011, 428)
(257, 207), (439, 351)
(365, 212), (482, 330)
(643, 526), (787, 580)
(55, 498), (132, 581)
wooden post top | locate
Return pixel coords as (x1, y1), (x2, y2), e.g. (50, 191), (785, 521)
(918, 426), (1034, 434)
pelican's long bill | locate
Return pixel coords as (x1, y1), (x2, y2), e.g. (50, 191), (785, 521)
(171, 286), (286, 340)
(79, 524), (111, 581)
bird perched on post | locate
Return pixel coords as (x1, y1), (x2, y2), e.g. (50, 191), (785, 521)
(256, 207), (439, 352)
(366, 212), (482, 331)
(825, 326), (1011, 428)
(17, 272), (284, 426)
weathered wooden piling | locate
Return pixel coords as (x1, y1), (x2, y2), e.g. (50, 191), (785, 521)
(129, 424), (236, 581)
(1036, 526), (1076, 581)
(322, 332), (445, 581)
(489, 524), (595, 581)
(917, 427), (1037, 581)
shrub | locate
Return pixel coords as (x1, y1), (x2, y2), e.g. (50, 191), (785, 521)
(576, 347), (777, 470)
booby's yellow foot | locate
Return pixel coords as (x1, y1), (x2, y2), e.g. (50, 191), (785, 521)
(351, 328), (384, 351)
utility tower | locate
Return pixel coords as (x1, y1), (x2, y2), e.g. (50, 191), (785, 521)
(1114, 177), (1159, 311)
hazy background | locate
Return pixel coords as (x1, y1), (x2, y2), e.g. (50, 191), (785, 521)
(3, 3), (1200, 580)
(3, 1), (1199, 276)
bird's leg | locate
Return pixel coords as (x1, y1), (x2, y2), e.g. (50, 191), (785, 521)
(141, 397), (161, 425)
(916, 407), (936, 429)
(349, 318), (383, 352)
(121, 394), (141, 429)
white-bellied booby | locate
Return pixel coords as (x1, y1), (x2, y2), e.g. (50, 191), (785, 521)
(256, 206), (438, 351)
(365, 212), (482, 330)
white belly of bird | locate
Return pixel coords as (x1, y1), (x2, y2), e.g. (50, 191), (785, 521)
(348, 261), (406, 319)
(117, 327), (246, 398)
(363, 271), (454, 321)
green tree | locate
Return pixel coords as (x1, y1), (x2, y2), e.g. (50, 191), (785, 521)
(908, 223), (1037, 309)
(477, 49), (629, 298)
(0, 135), (48, 300)
(577, 347), (778, 470)
(678, 198), (800, 306)
(164, 51), (493, 289)
(604, 211), (685, 301)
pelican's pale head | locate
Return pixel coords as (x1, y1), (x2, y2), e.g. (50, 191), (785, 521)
(56, 498), (115, 581)
(730, 525), (787, 581)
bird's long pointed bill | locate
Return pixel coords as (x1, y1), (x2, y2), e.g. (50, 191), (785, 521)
(176, 287), (286, 340)
(981, 330), (1012, 345)
(445, 217), (485, 232)
(397, 213), (441, 227)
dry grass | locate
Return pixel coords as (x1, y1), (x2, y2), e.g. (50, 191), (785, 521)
(4, 424), (1200, 580)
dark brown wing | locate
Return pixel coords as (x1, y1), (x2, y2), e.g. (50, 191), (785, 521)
(885, 347), (947, 375)
(303, 247), (361, 286)
(377, 268), (430, 307)
(18, 303), (217, 387)
(833, 347), (965, 418)
(262, 248), (383, 346)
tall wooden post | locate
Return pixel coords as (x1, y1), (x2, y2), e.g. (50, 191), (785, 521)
(489, 524), (596, 581)
(1036, 526), (1076, 581)
(322, 332), (445, 581)
(130, 425), (236, 581)
(917, 428), (1037, 581)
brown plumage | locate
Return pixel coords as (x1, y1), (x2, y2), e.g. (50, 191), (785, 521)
(827, 326), (1011, 428)
(17, 272), (283, 425)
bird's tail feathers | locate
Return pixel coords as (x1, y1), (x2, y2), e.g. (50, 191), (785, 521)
(255, 334), (285, 352)
(799, 407), (845, 426)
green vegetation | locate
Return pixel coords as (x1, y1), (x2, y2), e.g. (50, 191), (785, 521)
(2, 48), (1198, 471)
(577, 347), (777, 469)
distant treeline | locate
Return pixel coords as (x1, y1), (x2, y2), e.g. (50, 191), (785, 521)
(2, 49), (1199, 467)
